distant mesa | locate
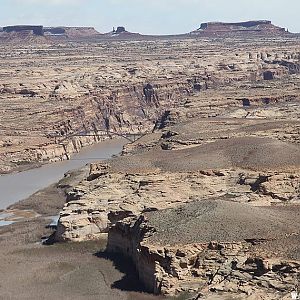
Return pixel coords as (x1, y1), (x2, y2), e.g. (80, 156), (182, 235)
(0, 25), (100, 39)
(3, 25), (44, 36)
(191, 20), (288, 35)
(0, 25), (47, 42)
(44, 26), (100, 38)
(0, 20), (293, 43)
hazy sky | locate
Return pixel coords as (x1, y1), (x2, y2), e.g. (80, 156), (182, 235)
(1, 0), (299, 34)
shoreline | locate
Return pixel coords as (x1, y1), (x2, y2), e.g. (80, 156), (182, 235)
(0, 161), (43, 176)
(0, 162), (166, 300)
(0, 137), (169, 298)
(0, 135), (125, 177)
(0, 138), (128, 210)
(0, 134), (131, 226)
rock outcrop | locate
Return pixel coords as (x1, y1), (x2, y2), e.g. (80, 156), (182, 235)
(54, 100), (300, 241)
(55, 141), (300, 242)
(114, 26), (126, 34)
(104, 26), (142, 39)
(107, 200), (300, 298)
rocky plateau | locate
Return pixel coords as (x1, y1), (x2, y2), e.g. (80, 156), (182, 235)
(0, 21), (300, 299)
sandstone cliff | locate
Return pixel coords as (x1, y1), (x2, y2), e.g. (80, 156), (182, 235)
(54, 86), (300, 242)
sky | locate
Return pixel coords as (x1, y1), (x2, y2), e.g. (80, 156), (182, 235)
(0, 0), (299, 35)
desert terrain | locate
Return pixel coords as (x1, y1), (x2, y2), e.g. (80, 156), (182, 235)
(0, 21), (299, 299)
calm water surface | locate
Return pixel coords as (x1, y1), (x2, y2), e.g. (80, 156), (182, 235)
(0, 139), (127, 209)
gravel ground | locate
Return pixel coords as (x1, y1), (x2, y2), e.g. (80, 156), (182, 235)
(109, 136), (300, 173)
(145, 199), (300, 249)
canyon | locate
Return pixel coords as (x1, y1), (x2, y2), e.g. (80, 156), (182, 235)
(0, 21), (299, 300)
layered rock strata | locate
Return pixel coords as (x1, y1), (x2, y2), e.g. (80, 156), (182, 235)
(3, 25), (44, 36)
(1, 36), (300, 173)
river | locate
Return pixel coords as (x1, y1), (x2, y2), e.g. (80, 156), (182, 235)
(0, 139), (127, 210)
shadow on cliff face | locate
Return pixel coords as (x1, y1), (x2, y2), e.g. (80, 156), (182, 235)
(94, 251), (165, 300)
(94, 251), (147, 292)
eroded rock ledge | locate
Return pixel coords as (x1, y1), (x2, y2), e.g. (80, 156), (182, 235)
(107, 200), (300, 298)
